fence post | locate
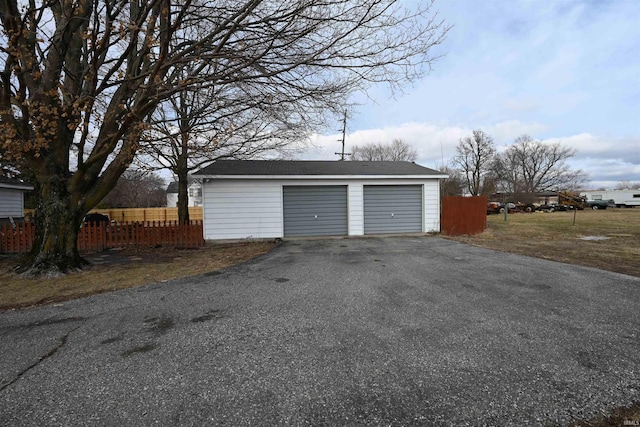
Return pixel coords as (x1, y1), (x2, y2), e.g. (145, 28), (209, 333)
(19, 222), (27, 252)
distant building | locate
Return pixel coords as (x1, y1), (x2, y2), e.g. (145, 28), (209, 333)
(166, 179), (202, 207)
(534, 191), (559, 205)
(0, 176), (34, 225)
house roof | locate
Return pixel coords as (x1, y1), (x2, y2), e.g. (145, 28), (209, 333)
(166, 177), (199, 193)
(0, 176), (33, 190)
(193, 160), (446, 178)
(166, 181), (178, 193)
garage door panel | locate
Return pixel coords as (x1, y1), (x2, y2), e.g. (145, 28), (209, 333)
(282, 205), (346, 212)
(284, 220), (346, 228)
(365, 204), (421, 211)
(283, 186), (348, 237)
(364, 185), (422, 234)
(289, 196), (344, 206)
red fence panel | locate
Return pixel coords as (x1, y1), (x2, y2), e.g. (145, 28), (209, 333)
(441, 196), (488, 236)
(78, 222), (108, 252)
(1, 221), (204, 254)
(0, 222), (34, 253)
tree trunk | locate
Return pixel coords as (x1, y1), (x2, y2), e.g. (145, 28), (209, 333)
(176, 131), (190, 225)
(18, 177), (88, 277)
(177, 168), (190, 225)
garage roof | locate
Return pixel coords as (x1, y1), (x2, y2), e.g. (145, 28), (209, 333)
(194, 160), (447, 178)
(0, 176), (33, 190)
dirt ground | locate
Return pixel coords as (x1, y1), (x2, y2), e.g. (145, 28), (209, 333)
(0, 240), (278, 311)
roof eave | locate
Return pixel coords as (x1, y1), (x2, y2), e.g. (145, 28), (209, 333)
(195, 174), (448, 180)
(0, 183), (34, 191)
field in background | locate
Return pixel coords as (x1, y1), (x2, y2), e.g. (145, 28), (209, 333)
(449, 208), (640, 277)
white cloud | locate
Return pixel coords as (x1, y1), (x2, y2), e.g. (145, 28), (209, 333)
(299, 121), (639, 190)
(302, 122), (470, 168)
(297, 1), (639, 190)
(486, 120), (548, 146)
(544, 134), (640, 163)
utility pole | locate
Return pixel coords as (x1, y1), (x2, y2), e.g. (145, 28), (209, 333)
(335, 110), (351, 161)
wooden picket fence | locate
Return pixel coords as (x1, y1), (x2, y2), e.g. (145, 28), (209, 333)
(0, 221), (204, 254)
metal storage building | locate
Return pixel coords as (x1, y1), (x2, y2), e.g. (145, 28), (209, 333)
(193, 160), (447, 240)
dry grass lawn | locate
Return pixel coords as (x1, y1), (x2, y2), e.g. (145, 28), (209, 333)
(448, 208), (640, 278)
(0, 241), (277, 311)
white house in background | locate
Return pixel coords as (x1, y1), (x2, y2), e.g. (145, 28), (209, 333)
(193, 160), (448, 240)
(166, 179), (202, 207)
(0, 176), (33, 224)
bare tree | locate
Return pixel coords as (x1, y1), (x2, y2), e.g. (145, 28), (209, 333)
(140, 79), (306, 224)
(99, 170), (166, 208)
(615, 181), (640, 190)
(0, 0), (449, 276)
(438, 165), (465, 196)
(452, 130), (496, 196)
(492, 135), (587, 201)
(351, 139), (418, 161)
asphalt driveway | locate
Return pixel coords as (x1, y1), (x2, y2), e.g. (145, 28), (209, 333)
(1, 237), (638, 426)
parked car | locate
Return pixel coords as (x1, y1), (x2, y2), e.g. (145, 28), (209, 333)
(487, 202), (526, 215)
(487, 202), (502, 215)
(536, 203), (556, 212)
(537, 203), (575, 212)
(82, 213), (111, 225)
(585, 200), (609, 210)
(512, 202), (535, 213)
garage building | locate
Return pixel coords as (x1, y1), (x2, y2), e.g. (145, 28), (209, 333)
(193, 160), (447, 240)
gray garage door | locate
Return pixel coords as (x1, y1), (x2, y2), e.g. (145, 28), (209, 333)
(364, 185), (423, 234)
(283, 186), (348, 237)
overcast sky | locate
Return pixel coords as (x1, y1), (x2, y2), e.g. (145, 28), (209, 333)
(300, 0), (640, 190)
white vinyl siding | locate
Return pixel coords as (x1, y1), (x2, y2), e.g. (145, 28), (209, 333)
(423, 180), (441, 232)
(203, 181), (283, 239)
(202, 178), (442, 240)
(0, 188), (25, 218)
(166, 193), (178, 207)
(348, 183), (364, 235)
